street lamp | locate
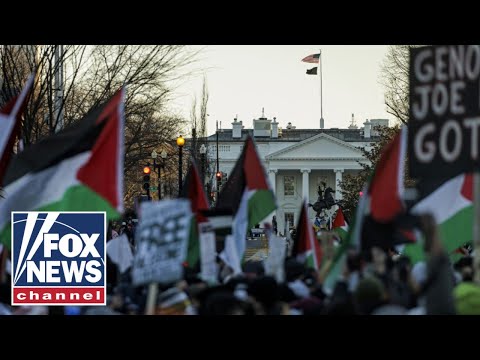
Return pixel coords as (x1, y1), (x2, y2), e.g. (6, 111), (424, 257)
(216, 121), (220, 204)
(177, 135), (185, 196)
(151, 149), (168, 200)
(199, 144), (206, 188)
(160, 150), (167, 197)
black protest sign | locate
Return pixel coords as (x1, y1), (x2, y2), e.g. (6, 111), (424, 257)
(408, 45), (480, 181)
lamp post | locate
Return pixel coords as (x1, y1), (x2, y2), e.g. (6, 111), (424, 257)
(151, 150), (159, 200)
(199, 144), (206, 188)
(177, 135), (185, 196)
(160, 150), (167, 198)
(216, 121), (219, 175)
(216, 121), (220, 203)
(151, 149), (168, 200)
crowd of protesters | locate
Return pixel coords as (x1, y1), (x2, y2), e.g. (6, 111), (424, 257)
(1, 212), (479, 315)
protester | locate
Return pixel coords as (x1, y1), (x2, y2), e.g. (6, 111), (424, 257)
(272, 216), (278, 235)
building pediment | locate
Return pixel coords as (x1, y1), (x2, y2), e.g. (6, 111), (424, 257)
(266, 133), (364, 160)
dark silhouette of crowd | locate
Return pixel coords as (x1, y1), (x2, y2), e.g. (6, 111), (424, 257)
(1, 213), (478, 315)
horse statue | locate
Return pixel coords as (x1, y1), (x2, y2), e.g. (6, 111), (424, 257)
(309, 182), (337, 215)
(308, 181), (338, 231)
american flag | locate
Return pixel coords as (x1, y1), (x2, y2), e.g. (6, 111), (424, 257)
(302, 53), (320, 63)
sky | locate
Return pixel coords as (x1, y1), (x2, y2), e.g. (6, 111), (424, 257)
(170, 45), (392, 137)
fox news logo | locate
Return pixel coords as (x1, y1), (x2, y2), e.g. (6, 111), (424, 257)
(11, 212), (106, 306)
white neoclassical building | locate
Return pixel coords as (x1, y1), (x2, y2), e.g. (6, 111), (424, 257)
(205, 114), (388, 234)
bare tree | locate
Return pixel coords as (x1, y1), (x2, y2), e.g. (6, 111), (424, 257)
(190, 95), (198, 161)
(0, 45), (200, 208)
(380, 45), (417, 125)
(199, 77), (209, 140)
(1, 46), (87, 142)
(189, 76), (210, 175)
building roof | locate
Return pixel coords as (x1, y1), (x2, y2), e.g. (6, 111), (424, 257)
(206, 128), (378, 143)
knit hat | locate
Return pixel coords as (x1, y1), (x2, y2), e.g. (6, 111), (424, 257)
(156, 287), (191, 315)
(454, 282), (480, 315)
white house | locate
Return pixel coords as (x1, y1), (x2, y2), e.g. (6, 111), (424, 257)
(205, 114), (388, 234)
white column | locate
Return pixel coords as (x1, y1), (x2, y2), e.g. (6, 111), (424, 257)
(334, 169), (344, 200)
(268, 169), (277, 196)
(301, 169), (311, 201)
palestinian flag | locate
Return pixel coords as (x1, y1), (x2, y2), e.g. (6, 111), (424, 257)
(401, 173), (473, 264)
(180, 159), (209, 268)
(291, 201), (322, 270)
(215, 135), (276, 260)
(0, 88), (125, 249)
(0, 75), (34, 183)
(323, 126), (407, 293)
(332, 207), (349, 241)
(360, 125), (408, 252)
(368, 125), (407, 223)
(323, 185), (367, 294)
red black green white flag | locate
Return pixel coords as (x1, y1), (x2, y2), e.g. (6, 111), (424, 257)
(0, 88), (125, 249)
(215, 135), (276, 260)
(180, 159), (210, 268)
(324, 125), (407, 292)
(332, 207), (349, 241)
(402, 173), (474, 263)
(0, 75), (34, 184)
(291, 201), (322, 270)
(360, 125), (409, 252)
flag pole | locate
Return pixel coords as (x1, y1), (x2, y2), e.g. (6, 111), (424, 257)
(54, 45), (64, 133)
(319, 49), (324, 129)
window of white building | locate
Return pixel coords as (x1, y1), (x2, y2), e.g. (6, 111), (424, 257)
(211, 145), (231, 152)
(284, 176), (295, 196)
(285, 212), (295, 229)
